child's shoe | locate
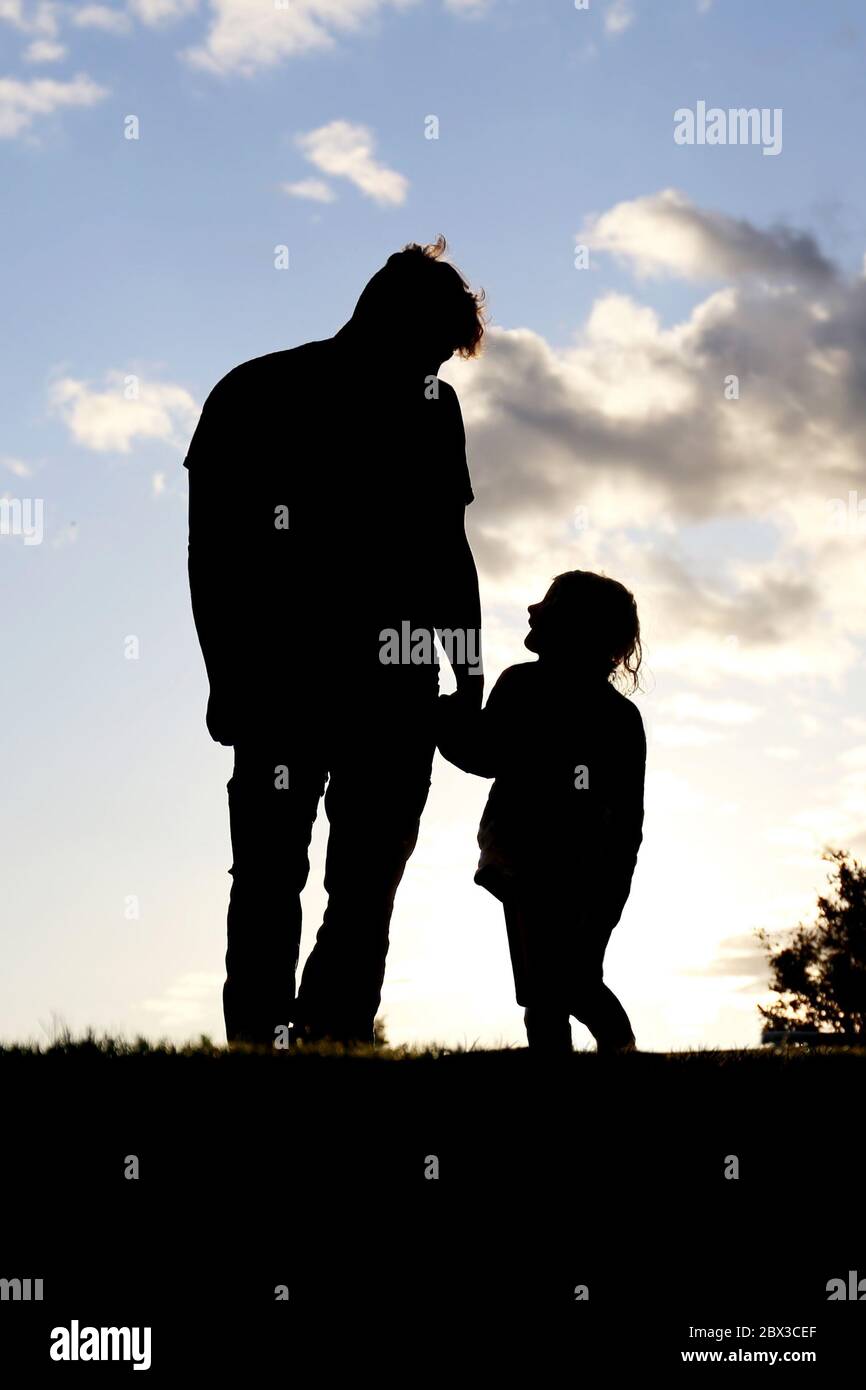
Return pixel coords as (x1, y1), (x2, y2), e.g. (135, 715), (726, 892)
(596, 1033), (637, 1057)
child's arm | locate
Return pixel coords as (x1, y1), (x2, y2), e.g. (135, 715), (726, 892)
(436, 666), (517, 777)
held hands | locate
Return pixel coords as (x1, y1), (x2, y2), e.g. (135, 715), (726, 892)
(451, 670), (484, 711)
(436, 683), (484, 772)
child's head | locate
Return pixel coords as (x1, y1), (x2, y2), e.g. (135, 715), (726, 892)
(524, 570), (642, 690)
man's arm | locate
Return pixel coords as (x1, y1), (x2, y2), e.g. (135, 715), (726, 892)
(433, 383), (483, 707)
(435, 522), (483, 705)
(185, 370), (245, 745)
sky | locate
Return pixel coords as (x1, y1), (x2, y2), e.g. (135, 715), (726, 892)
(2, 0), (866, 1052)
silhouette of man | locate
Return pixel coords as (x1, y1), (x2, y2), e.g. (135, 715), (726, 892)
(184, 238), (485, 1046)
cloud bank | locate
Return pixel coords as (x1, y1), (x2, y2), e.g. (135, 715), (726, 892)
(441, 191), (866, 691)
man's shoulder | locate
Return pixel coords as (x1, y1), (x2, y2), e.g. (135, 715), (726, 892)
(436, 377), (459, 404)
(213, 339), (331, 397)
(184, 341), (332, 468)
(434, 378), (463, 422)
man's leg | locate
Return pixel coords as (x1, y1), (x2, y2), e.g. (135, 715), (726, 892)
(295, 698), (436, 1044)
(224, 740), (326, 1046)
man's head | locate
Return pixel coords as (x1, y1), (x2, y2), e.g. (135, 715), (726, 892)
(344, 236), (485, 369)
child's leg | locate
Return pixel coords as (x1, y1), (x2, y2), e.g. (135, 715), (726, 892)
(571, 925), (635, 1052)
(573, 983), (635, 1051)
(503, 891), (572, 1052)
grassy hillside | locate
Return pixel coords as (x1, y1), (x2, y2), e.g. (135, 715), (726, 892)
(2, 1030), (863, 1366)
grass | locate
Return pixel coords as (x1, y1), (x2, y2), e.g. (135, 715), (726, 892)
(2, 1024), (864, 1064)
(3, 1023), (862, 1315)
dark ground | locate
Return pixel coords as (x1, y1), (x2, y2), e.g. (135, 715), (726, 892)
(1, 1040), (863, 1375)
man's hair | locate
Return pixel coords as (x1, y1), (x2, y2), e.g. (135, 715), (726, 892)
(351, 236), (486, 360)
(549, 570), (643, 692)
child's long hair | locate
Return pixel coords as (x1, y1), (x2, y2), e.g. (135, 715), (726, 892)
(549, 570), (643, 693)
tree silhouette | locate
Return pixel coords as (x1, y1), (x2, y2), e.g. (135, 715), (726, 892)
(758, 849), (866, 1039)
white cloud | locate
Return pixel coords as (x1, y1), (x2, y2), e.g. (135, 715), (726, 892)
(33, 0), (58, 29)
(51, 520), (78, 548)
(73, 4), (133, 33)
(444, 0), (492, 12)
(50, 372), (199, 453)
(295, 120), (408, 206)
(128, 0), (197, 24)
(437, 192), (866, 693)
(645, 768), (707, 814)
(0, 0), (63, 46)
(1, 455), (33, 477)
(0, 0), (58, 32)
(141, 971), (223, 1032)
(838, 743), (866, 770)
(767, 753), (866, 860)
(659, 694), (761, 725)
(604, 0), (634, 35)
(186, 0), (415, 77)
(152, 470), (166, 496)
(23, 36), (65, 59)
(0, 72), (107, 137)
(282, 176), (336, 204)
(683, 931), (768, 982)
(652, 723), (722, 748)
(581, 188), (835, 284)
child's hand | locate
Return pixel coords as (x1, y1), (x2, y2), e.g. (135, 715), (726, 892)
(452, 674), (484, 711)
(436, 693), (492, 775)
(436, 690), (463, 737)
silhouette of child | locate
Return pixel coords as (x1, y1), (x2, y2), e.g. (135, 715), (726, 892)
(438, 570), (646, 1054)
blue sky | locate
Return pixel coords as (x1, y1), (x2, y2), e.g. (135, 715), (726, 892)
(3, 0), (866, 1050)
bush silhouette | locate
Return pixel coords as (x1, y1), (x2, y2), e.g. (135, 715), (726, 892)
(758, 849), (866, 1040)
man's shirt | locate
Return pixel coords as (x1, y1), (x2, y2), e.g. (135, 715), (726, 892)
(184, 337), (474, 720)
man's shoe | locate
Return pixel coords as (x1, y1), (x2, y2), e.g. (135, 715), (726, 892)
(524, 1007), (573, 1053)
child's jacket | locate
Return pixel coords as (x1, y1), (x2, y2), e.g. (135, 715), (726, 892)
(439, 661), (646, 924)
